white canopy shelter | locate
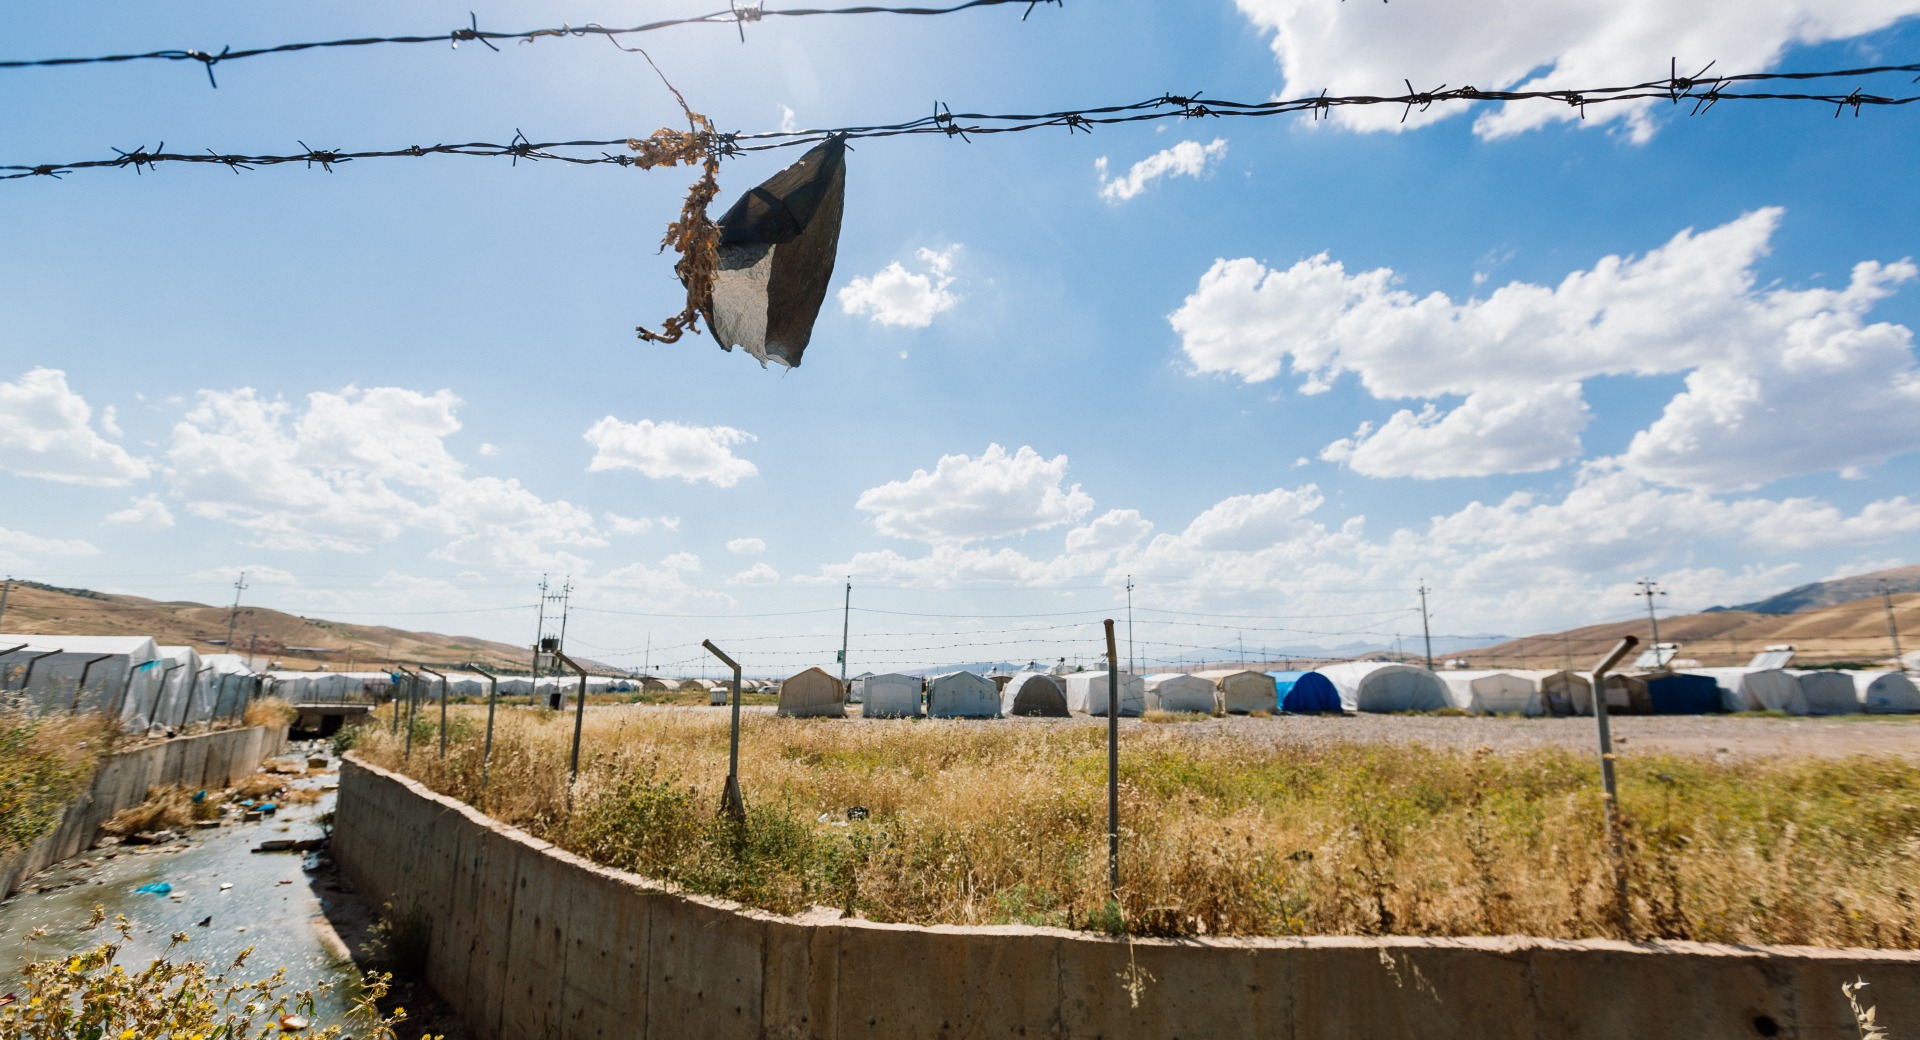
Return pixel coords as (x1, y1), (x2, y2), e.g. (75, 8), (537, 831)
(1315, 662), (1450, 713)
(777, 667), (846, 718)
(1, 635), (161, 720)
(1063, 671), (1145, 717)
(1856, 671), (1920, 713)
(1142, 673), (1216, 713)
(927, 671), (999, 719)
(1194, 669), (1277, 714)
(1692, 668), (1808, 714)
(1788, 670), (1862, 715)
(1439, 670), (1544, 716)
(1522, 670), (1590, 717)
(1001, 672), (1068, 717)
(861, 673), (923, 718)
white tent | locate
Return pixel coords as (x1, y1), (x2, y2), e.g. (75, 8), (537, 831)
(156, 646), (209, 726)
(1142, 674), (1215, 714)
(1527, 670), (1591, 717)
(1, 635), (160, 720)
(845, 672), (875, 705)
(498, 677), (534, 696)
(861, 673), (922, 719)
(776, 667), (846, 718)
(1565, 674), (1638, 716)
(1195, 669), (1277, 714)
(1856, 671), (1920, 713)
(1788, 670), (1862, 715)
(1001, 672), (1068, 717)
(1439, 670), (1544, 716)
(927, 671), (999, 719)
(1063, 671), (1145, 717)
(1692, 668), (1808, 714)
(1315, 662), (1450, 713)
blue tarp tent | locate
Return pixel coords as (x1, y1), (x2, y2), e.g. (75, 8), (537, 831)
(1645, 673), (1721, 715)
(1268, 671), (1342, 713)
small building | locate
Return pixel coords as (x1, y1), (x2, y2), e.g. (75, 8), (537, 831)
(776, 667), (846, 718)
(1001, 672), (1068, 717)
(1644, 672), (1721, 715)
(1688, 668), (1807, 714)
(927, 671), (999, 719)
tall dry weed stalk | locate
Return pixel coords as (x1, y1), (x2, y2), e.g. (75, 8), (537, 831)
(0, 711), (110, 853)
(355, 707), (1920, 944)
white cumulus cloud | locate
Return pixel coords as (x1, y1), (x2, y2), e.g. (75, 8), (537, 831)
(1170, 208), (1920, 486)
(0, 368), (150, 486)
(106, 494), (176, 527)
(584, 417), (758, 487)
(856, 444), (1094, 544)
(1233, 0), (1920, 141)
(1097, 139), (1228, 202)
(0, 525), (101, 568)
(838, 247), (961, 328)
(730, 562), (781, 585)
(726, 537), (766, 555)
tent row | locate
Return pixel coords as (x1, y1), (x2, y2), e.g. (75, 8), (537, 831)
(783, 667), (1306, 719)
(1, 635), (266, 732)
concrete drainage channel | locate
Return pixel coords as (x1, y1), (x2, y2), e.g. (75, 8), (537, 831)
(0, 739), (471, 1038)
(334, 753), (1920, 1040)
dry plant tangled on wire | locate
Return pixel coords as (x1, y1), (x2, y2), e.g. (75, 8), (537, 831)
(624, 60), (723, 344)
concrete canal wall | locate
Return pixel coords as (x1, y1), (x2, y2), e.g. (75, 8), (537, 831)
(334, 754), (1920, 1040)
(1, 724), (289, 899)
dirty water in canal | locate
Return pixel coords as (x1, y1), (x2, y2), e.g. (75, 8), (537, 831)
(0, 739), (470, 1038)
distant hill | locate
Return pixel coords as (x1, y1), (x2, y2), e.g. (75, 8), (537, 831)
(1460, 586), (1917, 670)
(0, 581), (605, 674)
(1719, 563), (1920, 615)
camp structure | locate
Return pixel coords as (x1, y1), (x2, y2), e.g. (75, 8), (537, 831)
(1315, 662), (1449, 713)
(0, 635), (161, 721)
(926, 671), (999, 719)
(155, 646), (208, 726)
(845, 672), (875, 705)
(776, 667), (846, 718)
(1690, 668), (1808, 715)
(1267, 671), (1341, 713)
(1438, 670), (1543, 716)
(861, 673), (923, 719)
(1856, 671), (1920, 713)
(1568, 674), (1641, 715)
(1063, 671), (1146, 717)
(676, 678), (711, 694)
(1644, 672), (1720, 715)
(1141, 673), (1215, 714)
(1789, 670), (1863, 715)
(1198, 669), (1280, 714)
(986, 673), (1014, 692)
(709, 682), (731, 706)
(1001, 672), (1068, 717)
(1531, 670), (1590, 716)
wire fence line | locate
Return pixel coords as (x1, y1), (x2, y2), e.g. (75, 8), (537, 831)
(0, 0), (1062, 86)
(4, 62), (1917, 182)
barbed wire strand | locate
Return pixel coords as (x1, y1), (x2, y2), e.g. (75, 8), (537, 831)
(0, 1), (1063, 87)
(5, 62), (1917, 181)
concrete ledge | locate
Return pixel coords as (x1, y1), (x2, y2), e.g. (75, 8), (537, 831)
(0, 724), (289, 899)
(335, 754), (1920, 1040)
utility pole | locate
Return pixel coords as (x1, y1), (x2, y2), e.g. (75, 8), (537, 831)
(838, 578), (851, 684)
(1125, 575), (1135, 675)
(530, 574), (549, 683)
(644, 632), (651, 676)
(1635, 578), (1667, 650)
(1882, 580), (1907, 669)
(1239, 632), (1246, 668)
(554, 576), (574, 657)
(1417, 582), (1434, 670)
(225, 572), (249, 650)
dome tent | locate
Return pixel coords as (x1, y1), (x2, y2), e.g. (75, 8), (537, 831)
(861, 673), (923, 719)
(1856, 671), (1920, 713)
(1266, 671), (1341, 713)
(776, 667), (846, 718)
(1142, 674), (1215, 713)
(1315, 662), (1449, 713)
(1001, 672), (1068, 717)
(1438, 670), (1543, 715)
(1569, 674), (1641, 715)
(1197, 669), (1279, 714)
(1063, 671), (1145, 717)
(926, 671), (998, 719)
(1692, 668), (1808, 714)
(1531, 670), (1590, 716)
(1788, 670), (1863, 715)
(1644, 672), (1721, 715)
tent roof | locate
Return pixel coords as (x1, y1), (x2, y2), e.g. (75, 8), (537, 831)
(0, 634), (158, 661)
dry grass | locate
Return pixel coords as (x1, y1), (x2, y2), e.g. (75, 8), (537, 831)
(355, 706), (1920, 945)
(100, 785), (219, 835)
(0, 712), (111, 853)
(243, 696), (297, 729)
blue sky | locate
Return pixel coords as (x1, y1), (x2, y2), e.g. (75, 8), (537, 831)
(4, 1), (1919, 675)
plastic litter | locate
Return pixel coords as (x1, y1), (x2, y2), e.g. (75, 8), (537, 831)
(135, 882), (171, 895)
(847, 806), (870, 821)
(257, 803), (278, 814)
(279, 1014), (311, 1031)
(191, 790), (206, 803)
(220, 882), (234, 891)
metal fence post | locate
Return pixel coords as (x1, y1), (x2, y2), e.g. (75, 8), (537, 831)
(550, 650), (589, 797)
(1590, 635), (1639, 937)
(703, 640), (746, 821)
(469, 664), (500, 797)
(1104, 619), (1120, 904)
(420, 666), (448, 758)
(68, 654), (112, 714)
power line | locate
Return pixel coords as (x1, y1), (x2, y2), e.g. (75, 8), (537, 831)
(0, 1), (1061, 86)
(7, 62), (1919, 181)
